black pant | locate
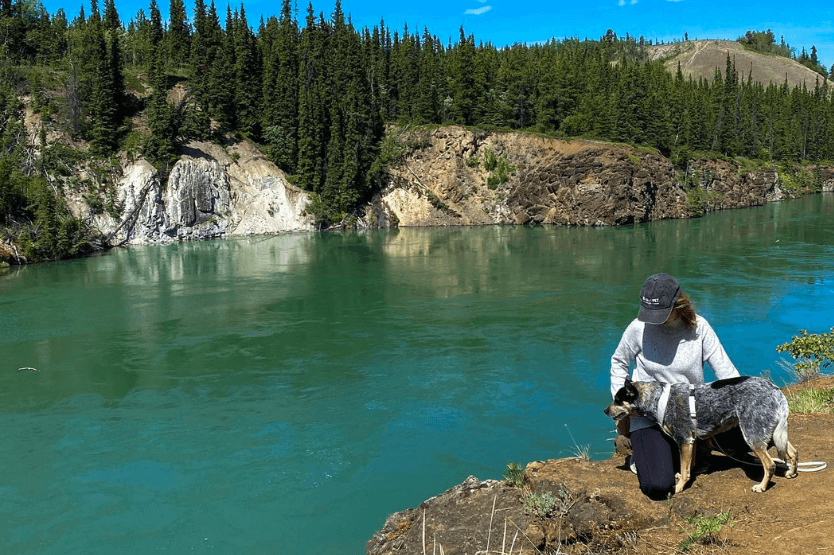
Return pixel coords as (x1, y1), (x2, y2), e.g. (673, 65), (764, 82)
(630, 425), (680, 501)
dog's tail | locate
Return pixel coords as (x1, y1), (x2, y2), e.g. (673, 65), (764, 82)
(773, 394), (799, 477)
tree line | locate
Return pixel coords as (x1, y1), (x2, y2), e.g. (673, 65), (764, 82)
(1, 0), (834, 261)
(738, 29), (831, 78)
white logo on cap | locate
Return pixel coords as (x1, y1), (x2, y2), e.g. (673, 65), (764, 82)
(642, 295), (661, 306)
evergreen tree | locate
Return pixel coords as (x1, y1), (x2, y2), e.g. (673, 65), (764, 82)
(189, 0), (209, 100)
(450, 26), (475, 125)
(414, 27), (439, 123)
(167, 0), (190, 66)
(262, 0), (299, 171)
(102, 0), (119, 30)
(144, 44), (177, 163)
(296, 3), (327, 195)
(124, 8), (154, 68)
(148, 0), (163, 47)
(233, 4), (262, 137)
(207, 5), (236, 126)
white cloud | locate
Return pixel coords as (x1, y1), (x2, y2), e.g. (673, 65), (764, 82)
(465, 5), (492, 14)
(618, 0), (638, 5)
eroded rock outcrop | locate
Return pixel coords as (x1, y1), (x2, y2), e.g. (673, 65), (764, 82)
(65, 140), (314, 245)
(363, 127), (827, 229)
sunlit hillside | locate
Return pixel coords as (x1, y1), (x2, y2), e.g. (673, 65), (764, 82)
(647, 40), (829, 89)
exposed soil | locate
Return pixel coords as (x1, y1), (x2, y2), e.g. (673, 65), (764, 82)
(367, 377), (834, 554)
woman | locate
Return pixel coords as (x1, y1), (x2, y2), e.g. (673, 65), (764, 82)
(610, 273), (740, 500)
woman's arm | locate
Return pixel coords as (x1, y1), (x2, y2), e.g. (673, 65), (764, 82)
(610, 320), (641, 397)
(700, 317), (740, 379)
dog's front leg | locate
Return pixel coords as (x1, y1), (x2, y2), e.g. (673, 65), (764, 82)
(675, 441), (695, 494)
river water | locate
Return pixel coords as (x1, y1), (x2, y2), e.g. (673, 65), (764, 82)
(2, 194), (833, 553)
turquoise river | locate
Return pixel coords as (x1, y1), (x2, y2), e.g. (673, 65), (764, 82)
(1, 194), (833, 553)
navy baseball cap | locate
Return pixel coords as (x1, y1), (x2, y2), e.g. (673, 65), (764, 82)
(637, 273), (681, 324)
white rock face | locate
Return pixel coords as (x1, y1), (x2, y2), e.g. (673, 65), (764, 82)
(83, 140), (314, 245)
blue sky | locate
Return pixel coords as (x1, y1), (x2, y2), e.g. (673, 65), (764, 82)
(43, 0), (834, 68)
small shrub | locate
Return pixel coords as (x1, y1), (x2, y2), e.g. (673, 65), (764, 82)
(104, 186), (121, 218)
(678, 512), (733, 552)
(686, 186), (707, 217)
(777, 163), (823, 194)
(503, 463), (524, 488)
(427, 193), (449, 212)
(523, 488), (573, 518)
(41, 142), (86, 177)
(523, 491), (559, 518)
(483, 148), (498, 171)
(406, 136), (431, 150)
(487, 174), (501, 190)
(776, 327), (834, 379)
(485, 152), (516, 189)
(465, 156), (479, 168)
(627, 153), (640, 167)
(670, 146), (692, 172)
(84, 186), (104, 215)
(120, 129), (145, 162)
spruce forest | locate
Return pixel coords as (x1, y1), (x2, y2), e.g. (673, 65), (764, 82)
(1, 0), (833, 262)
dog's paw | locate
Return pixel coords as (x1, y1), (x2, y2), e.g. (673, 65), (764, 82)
(785, 470), (798, 479)
(674, 473), (685, 494)
(752, 483), (767, 493)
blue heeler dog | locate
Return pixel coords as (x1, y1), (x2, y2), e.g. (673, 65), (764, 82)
(604, 376), (798, 493)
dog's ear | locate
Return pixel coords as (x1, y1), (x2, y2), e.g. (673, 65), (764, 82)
(618, 379), (638, 403)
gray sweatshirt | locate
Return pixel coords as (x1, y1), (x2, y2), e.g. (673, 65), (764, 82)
(610, 314), (740, 431)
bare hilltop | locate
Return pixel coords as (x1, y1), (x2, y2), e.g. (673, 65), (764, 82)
(647, 39), (829, 89)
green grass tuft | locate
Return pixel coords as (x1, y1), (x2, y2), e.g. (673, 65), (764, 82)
(678, 512), (734, 553)
(787, 387), (834, 414)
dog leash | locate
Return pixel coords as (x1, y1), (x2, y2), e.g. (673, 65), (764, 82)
(712, 437), (828, 473)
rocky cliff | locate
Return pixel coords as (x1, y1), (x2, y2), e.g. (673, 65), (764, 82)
(363, 127), (832, 229)
(65, 139), (314, 246)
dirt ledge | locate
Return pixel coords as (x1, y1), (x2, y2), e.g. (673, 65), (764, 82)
(367, 377), (834, 554)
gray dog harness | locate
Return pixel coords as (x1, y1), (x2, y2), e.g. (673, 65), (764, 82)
(689, 385), (697, 423)
(656, 383), (698, 426)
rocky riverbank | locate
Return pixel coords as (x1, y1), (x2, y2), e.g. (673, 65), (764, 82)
(365, 377), (834, 555)
(362, 126), (834, 229)
(4, 117), (834, 266)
